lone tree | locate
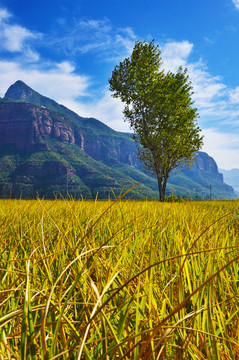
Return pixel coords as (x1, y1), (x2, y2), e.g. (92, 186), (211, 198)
(109, 40), (203, 201)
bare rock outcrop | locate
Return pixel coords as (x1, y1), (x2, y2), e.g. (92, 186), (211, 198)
(0, 102), (75, 152)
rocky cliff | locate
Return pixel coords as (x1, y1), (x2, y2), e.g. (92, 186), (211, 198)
(0, 101), (138, 166)
(191, 151), (223, 181)
(0, 102), (75, 152)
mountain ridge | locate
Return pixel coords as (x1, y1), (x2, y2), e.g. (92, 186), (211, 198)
(0, 80), (236, 199)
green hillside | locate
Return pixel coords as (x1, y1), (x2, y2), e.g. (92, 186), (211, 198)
(0, 143), (159, 199)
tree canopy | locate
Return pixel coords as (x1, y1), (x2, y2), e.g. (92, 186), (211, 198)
(109, 40), (203, 201)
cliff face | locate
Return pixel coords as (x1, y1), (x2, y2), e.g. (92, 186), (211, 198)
(0, 102), (75, 152)
(0, 101), (138, 166)
(0, 102), (222, 177)
(75, 131), (137, 165)
(193, 152), (223, 181)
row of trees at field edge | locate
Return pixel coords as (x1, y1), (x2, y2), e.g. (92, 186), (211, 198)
(109, 40), (203, 201)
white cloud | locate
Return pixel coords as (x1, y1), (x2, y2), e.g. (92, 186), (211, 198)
(162, 40), (193, 60)
(115, 27), (137, 53)
(51, 17), (136, 62)
(187, 61), (226, 106)
(0, 8), (11, 22)
(202, 128), (239, 169)
(24, 48), (40, 62)
(79, 18), (112, 33)
(0, 60), (90, 101)
(229, 86), (239, 103)
(3, 25), (36, 52)
(232, 0), (239, 10)
(161, 40), (193, 72)
(0, 7), (40, 57)
(56, 61), (75, 73)
(59, 88), (130, 132)
(83, 89), (130, 132)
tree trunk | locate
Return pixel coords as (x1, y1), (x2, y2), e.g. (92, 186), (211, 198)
(157, 174), (168, 202)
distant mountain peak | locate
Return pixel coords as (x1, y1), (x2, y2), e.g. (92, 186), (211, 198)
(5, 80), (36, 101)
(4, 80), (63, 114)
(11, 80), (28, 87)
(3, 80), (88, 123)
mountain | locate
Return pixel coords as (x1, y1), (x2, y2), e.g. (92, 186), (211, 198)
(170, 152), (235, 199)
(0, 102), (152, 199)
(219, 168), (239, 195)
(0, 80), (236, 200)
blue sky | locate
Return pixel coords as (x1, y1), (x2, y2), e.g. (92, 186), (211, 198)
(0, 0), (239, 169)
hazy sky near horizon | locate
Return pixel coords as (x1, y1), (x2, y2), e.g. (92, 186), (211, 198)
(0, 0), (239, 169)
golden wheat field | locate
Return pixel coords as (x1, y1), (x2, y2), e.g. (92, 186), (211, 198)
(0, 197), (239, 359)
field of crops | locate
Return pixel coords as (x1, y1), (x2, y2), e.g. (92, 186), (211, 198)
(0, 197), (239, 359)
